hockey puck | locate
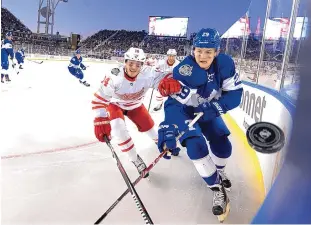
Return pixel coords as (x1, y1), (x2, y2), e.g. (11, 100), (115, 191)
(246, 122), (285, 154)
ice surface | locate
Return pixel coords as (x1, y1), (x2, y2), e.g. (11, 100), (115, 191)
(1, 60), (262, 224)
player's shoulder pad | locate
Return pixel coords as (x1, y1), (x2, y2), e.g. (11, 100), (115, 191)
(173, 55), (207, 88)
(216, 53), (236, 80)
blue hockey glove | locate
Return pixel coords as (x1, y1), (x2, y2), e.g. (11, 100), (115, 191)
(197, 101), (226, 122)
(158, 123), (179, 159)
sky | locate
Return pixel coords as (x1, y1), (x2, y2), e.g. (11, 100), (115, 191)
(2, 0), (297, 39)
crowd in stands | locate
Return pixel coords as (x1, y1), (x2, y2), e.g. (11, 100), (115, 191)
(1, 7), (302, 66)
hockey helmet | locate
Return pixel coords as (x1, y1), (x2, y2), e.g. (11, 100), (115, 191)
(124, 47), (146, 63)
(193, 28), (221, 49)
(75, 49), (81, 55)
(6, 31), (13, 37)
(167, 49), (177, 56)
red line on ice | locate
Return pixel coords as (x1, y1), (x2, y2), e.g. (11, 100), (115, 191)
(1, 141), (98, 160)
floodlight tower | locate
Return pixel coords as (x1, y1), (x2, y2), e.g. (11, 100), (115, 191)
(37, 0), (68, 35)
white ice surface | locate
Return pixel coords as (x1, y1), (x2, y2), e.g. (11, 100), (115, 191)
(1, 60), (261, 224)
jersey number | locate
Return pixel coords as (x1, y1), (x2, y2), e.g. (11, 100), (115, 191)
(234, 73), (242, 86)
(176, 86), (190, 99)
(102, 76), (110, 87)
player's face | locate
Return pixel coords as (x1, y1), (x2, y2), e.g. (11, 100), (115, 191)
(125, 60), (143, 77)
(76, 54), (81, 59)
(194, 47), (217, 69)
(167, 55), (176, 63)
(7, 36), (12, 41)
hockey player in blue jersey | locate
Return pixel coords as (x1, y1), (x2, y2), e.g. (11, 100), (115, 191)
(1, 31), (15, 83)
(68, 49), (90, 87)
(15, 48), (25, 70)
(157, 28), (243, 221)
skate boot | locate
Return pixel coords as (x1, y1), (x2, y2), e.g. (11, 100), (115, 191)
(5, 75), (11, 82)
(79, 80), (90, 87)
(132, 154), (149, 178)
(210, 183), (230, 223)
(171, 147), (181, 156)
(218, 169), (232, 191)
(153, 102), (163, 111)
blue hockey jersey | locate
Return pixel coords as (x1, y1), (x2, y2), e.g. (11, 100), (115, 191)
(1, 39), (14, 63)
(68, 56), (86, 70)
(15, 49), (25, 64)
(167, 53), (243, 113)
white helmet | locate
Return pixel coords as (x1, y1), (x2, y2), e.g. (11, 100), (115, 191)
(167, 49), (177, 56)
(124, 47), (146, 63)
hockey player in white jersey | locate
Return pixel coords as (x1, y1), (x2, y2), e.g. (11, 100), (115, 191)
(153, 49), (180, 111)
(92, 47), (181, 177)
(145, 55), (157, 66)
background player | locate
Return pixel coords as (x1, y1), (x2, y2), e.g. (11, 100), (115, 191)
(68, 49), (89, 87)
(15, 48), (25, 73)
(153, 48), (180, 111)
(157, 28), (243, 221)
(1, 31), (15, 83)
(92, 47), (181, 177)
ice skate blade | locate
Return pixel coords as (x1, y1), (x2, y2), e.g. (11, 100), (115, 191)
(217, 202), (230, 223)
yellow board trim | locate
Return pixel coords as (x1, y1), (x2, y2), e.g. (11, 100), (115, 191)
(222, 114), (266, 203)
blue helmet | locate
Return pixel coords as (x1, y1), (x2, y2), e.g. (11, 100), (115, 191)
(193, 28), (221, 49)
(76, 49), (81, 54)
(6, 31), (13, 37)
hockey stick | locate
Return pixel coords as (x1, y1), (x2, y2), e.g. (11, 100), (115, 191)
(94, 112), (203, 224)
(147, 88), (155, 112)
(102, 136), (154, 224)
(94, 150), (168, 224)
(27, 59), (44, 64)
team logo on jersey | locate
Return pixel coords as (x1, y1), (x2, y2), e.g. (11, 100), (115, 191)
(115, 87), (145, 101)
(111, 68), (120, 75)
(202, 32), (210, 37)
(207, 73), (214, 82)
(179, 64), (192, 76)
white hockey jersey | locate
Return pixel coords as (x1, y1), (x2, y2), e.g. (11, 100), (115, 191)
(155, 59), (180, 74)
(92, 66), (166, 117)
(146, 58), (157, 66)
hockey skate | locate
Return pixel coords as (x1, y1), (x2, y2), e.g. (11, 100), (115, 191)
(218, 169), (232, 191)
(210, 183), (230, 223)
(132, 154), (149, 178)
(153, 102), (163, 112)
(171, 147), (181, 156)
(79, 80), (90, 87)
(5, 75), (11, 82)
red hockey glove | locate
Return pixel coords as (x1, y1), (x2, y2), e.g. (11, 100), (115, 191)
(158, 78), (181, 97)
(94, 117), (111, 142)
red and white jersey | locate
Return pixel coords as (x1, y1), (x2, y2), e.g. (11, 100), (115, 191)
(92, 66), (166, 117)
(146, 58), (157, 67)
(155, 59), (180, 74)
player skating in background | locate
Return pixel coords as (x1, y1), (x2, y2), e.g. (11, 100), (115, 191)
(68, 49), (89, 87)
(15, 48), (25, 74)
(157, 28), (243, 221)
(153, 49), (180, 111)
(1, 32), (15, 83)
(92, 47), (181, 177)
(145, 55), (157, 66)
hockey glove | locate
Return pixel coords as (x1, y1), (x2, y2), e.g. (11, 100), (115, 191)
(158, 77), (181, 97)
(197, 101), (226, 122)
(81, 65), (86, 70)
(94, 117), (111, 142)
(158, 123), (179, 159)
